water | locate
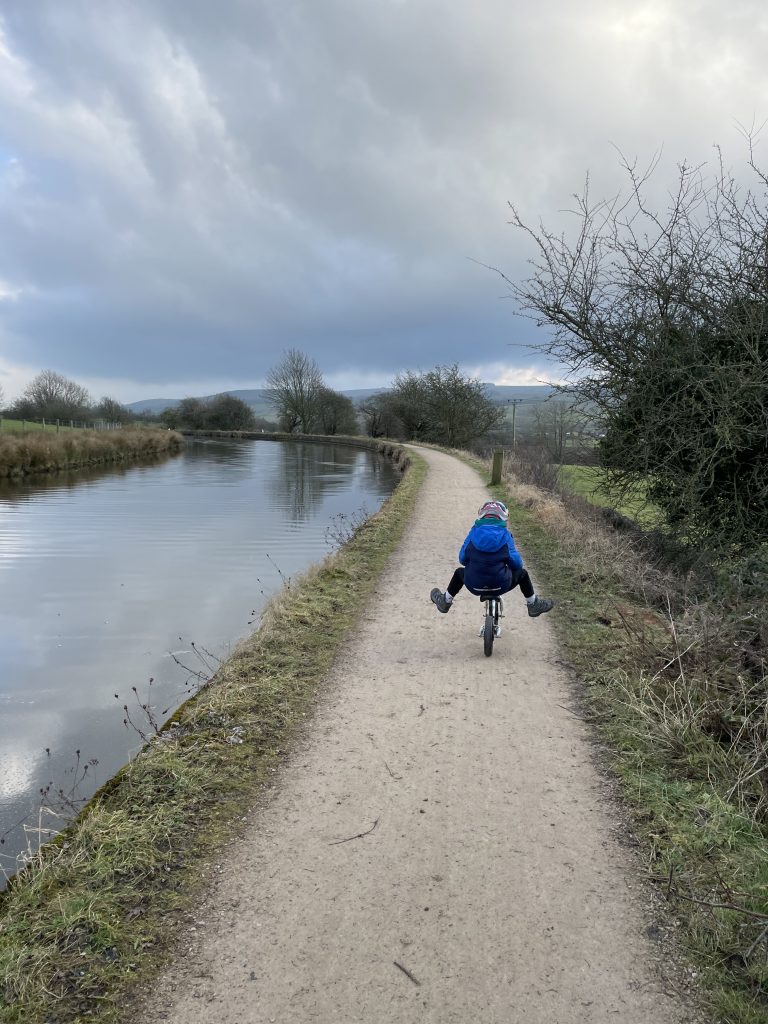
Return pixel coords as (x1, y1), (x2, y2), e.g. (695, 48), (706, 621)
(0, 438), (397, 877)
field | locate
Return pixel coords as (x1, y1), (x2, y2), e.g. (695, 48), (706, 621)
(558, 464), (661, 527)
(0, 417), (85, 434)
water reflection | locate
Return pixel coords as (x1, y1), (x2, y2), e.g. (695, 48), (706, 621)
(267, 442), (376, 521)
(0, 439), (397, 878)
(0, 452), (179, 507)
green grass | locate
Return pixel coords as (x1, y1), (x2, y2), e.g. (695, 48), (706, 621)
(559, 464), (662, 527)
(0, 440), (426, 1024)
(467, 454), (768, 1024)
(0, 417), (84, 434)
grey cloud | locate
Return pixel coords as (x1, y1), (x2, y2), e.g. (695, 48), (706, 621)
(1, 1), (767, 392)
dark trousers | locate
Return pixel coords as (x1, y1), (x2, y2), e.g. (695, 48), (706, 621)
(447, 566), (534, 599)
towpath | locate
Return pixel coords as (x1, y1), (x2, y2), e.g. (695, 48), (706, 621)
(147, 447), (692, 1024)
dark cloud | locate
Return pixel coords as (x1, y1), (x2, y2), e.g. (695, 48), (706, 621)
(1, 1), (766, 397)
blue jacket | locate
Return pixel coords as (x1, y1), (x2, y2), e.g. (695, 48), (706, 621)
(459, 519), (524, 594)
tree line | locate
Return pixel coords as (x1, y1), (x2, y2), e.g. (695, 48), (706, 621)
(1, 362), (512, 449)
(1, 370), (136, 425)
(265, 350), (505, 447)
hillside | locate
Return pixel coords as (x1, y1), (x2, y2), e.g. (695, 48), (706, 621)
(127, 383), (555, 418)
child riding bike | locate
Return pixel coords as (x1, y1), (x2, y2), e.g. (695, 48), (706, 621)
(430, 500), (554, 617)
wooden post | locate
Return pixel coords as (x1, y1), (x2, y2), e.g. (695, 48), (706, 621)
(491, 448), (504, 485)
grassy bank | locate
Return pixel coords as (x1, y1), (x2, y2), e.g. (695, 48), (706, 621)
(0, 441), (425, 1024)
(472, 455), (768, 1024)
(0, 429), (184, 478)
(0, 418), (84, 435)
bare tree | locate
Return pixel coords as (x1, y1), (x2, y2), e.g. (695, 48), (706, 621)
(531, 400), (598, 463)
(316, 387), (358, 435)
(93, 396), (130, 424)
(359, 393), (404, 438)
(174, 397), (207, 430)
(205, 394), (256, 431)
(500, 144), (768, 547)
(12, 369), (90, 421)
(266, 349), (324, 434)
(390, 365), (505, 447)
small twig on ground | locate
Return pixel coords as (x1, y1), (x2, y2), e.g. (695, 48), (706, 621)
(746, 923), (768, 959)
(393, 961), (421, 986)
(418, 704), (426, 717)
(384, 761), (402, 781)
(329, 818), (380, 845)
(665, 594), (687, 685)
(557, 703), (588, 720)
(649, 877), (768, 921)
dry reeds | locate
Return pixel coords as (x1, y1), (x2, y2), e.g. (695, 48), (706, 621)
(0, 429), (184, 479)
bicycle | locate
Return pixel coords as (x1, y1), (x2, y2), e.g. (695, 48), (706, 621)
(477, 588), (504, 657)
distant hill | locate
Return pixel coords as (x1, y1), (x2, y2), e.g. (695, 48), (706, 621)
(128, 389), (274, 418)
(481, 384), (553, 403)
(127, 383), (555, 417)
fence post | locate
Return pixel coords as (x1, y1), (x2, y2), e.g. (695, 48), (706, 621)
(490, 448), (504, 486)
(56, 419), (60, 433)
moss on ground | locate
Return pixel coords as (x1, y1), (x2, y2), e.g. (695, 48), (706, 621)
(0, 441), (426, 1024)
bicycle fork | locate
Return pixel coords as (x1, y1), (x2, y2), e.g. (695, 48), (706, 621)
(478, 597), (504, 637)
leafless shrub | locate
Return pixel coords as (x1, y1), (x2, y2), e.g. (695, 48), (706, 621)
(325, 506), (370, 548)
(504, 443), (561, 493)
(499, 142), (768, 549)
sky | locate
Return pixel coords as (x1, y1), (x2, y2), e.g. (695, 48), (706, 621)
(0, 0), (767, 404)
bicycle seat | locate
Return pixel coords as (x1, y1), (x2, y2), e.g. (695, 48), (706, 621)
(476, 587), (502, 598)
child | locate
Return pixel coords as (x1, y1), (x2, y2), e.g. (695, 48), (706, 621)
(430, 500), (554, 617)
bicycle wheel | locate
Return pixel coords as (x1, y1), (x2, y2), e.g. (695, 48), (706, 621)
(483, 613), (494, 656)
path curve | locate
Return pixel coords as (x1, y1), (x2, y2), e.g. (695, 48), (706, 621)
(147, 447), (691, 1024)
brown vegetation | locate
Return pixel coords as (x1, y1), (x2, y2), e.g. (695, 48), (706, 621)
(489, 451), (768, 1020)
(0, 429), (184, 479)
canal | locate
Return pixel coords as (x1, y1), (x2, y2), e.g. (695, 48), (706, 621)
(0, 438), (398, 877)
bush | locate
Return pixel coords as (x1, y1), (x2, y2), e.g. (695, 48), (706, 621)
(509, 147), (768, 549)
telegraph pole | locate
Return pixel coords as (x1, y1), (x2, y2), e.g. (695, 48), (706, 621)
(508, 399), (523, 448)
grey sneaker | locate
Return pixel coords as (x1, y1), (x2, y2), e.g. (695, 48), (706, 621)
(430, 588), (452, 613)
(527, 596), (554, 617)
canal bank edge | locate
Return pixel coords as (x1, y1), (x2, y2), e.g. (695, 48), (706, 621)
(180, 428), (405, 449)
(0, 439), (427, 1024)
(0, 429), (185, 479)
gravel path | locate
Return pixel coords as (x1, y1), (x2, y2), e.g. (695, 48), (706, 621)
(148, 446), (693, 1024)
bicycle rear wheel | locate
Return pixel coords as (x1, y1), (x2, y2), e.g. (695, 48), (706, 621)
(483, 613), (494, 656)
